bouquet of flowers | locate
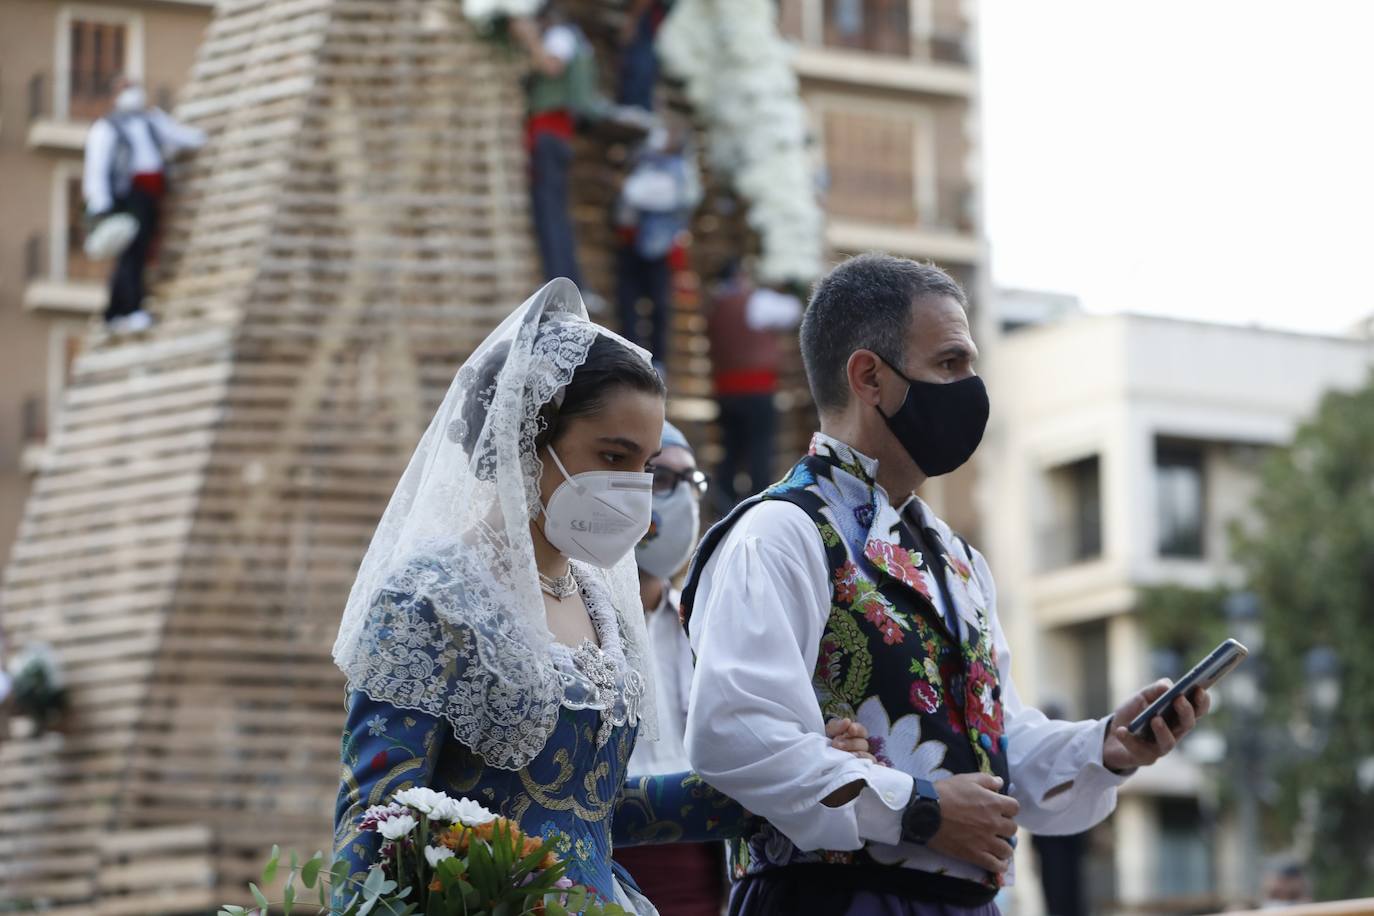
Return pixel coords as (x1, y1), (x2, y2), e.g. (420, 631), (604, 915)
(220, 788), (627, 916)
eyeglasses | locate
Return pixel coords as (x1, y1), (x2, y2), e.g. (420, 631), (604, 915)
(649, 465), (709, 496)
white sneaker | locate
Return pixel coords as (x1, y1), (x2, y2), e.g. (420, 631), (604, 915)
(123, 310), (154, 333)
(105, 314), (133, 334)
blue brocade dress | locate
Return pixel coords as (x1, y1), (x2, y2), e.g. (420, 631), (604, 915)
(333, 565), (751, 910)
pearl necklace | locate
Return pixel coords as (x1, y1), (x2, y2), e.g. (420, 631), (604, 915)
(540, 568), (578, 600)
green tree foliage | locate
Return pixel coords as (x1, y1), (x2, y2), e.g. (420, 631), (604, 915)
(1231, 371), (1374, 900)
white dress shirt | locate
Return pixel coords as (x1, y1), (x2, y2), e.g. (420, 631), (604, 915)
(626, 585), (696, 777)
(686, 458), (1127, 882)
(83, 109), (207, 214)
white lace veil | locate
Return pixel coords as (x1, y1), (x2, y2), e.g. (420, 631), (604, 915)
(333, 279), (660, 769)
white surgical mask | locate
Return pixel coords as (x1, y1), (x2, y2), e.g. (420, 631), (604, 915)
(635, 481), (700, 580)
(114, 86), (146, 113)
(540, 446), (653, 569)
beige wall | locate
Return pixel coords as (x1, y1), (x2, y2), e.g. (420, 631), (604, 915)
(981, 311), (1374, 911)
(0, 0), (210, 568)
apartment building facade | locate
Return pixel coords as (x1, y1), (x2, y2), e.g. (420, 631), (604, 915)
(777, 0), (988, 538)
(982, 310), (1374, 912)
(0, 0), (212, 567)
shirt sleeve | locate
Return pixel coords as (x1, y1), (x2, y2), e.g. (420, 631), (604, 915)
(83, 119), (116, 214)
(686, 501), (915, 852)
(973, 548), (1127, 835)
(744, 288), (803, 332)
(148, 108), (208, 152)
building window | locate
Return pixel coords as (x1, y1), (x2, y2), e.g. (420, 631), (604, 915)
(1072, 620), (1111, 720)
(823, 0), (911, 56)
(1039, 454), (1103, 570)
(68, 18), (127, 120)
(822, 107), (922, 225)
(1157, 441), (1205, 558)
(65, 177), (106, 282)
(1156, 798), (1213, 899)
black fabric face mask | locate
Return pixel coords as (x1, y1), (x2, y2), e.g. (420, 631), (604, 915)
(877, 357), (990, 478)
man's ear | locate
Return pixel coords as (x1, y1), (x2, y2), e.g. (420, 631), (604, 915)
(845, 350), (885, 409)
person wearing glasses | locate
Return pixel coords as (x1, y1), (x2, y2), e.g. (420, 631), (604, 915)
(615, 421), (725, 915)
(615, 423), (869, 912)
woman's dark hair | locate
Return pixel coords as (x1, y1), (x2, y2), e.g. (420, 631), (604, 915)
(454, 330), (664, 457)
(534, 334), (665, 450)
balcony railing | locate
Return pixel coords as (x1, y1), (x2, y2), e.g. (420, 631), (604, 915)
(25, 232), (46, 281)
(822, 175), (977, 235)
(29, 72), (46, 121)
(28, 70), (176, 123)
(1036, 520), (1104, 572)
(781, 0), (973, 65)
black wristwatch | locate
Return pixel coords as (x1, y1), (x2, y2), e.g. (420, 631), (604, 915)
(900, 778), (941, 845)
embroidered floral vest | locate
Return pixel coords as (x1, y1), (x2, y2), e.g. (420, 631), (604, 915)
(681, 435), (1010, 889)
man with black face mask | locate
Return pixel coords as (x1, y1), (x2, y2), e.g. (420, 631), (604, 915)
(680, 253), (1211, 916)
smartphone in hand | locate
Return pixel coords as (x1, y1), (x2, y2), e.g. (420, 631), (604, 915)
(1128, 638), (1248, 740)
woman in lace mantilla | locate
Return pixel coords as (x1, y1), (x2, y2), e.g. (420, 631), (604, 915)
(331, 280), (871, 914)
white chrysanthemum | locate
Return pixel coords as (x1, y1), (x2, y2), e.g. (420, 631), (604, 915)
(378, 814), (418, 840)
(659, 0), (823, 284)
(424, 845), (456, 868)
(447, 798), (498, 827)
(392, 787), (450, 816)
(461, 0), (541, 26)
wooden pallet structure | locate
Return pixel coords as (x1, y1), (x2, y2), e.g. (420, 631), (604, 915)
(0, 1), (814, 912)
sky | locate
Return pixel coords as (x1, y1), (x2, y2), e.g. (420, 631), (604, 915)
(980, 1), (1374, 335)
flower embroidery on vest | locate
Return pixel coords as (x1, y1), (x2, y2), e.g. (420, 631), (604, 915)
(866, 538), (930, 599)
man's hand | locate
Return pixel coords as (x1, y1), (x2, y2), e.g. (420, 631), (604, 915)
(820, 718), (875, 807)
(826, 716), (875, 763)
(1103, 678), (1212, 772)
(927, 773), (1019, 875)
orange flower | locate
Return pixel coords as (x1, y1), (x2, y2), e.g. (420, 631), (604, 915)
(439, 827), (471, 852)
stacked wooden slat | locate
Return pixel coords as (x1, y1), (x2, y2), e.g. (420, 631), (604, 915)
(0, 0), (815, 911)
(0, 0), (536, 910)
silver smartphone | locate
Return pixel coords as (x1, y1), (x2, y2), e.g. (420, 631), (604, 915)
(1127, 638), (1249, 740)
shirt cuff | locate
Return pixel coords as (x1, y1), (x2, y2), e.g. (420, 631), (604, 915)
(1071, 716), (1132, 789)
(819, 762), (914, 847)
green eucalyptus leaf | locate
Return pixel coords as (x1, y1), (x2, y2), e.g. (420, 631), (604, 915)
(249, 882), (270, 910)
(362, 865), (386, 898)
(302, 852), (324, 889)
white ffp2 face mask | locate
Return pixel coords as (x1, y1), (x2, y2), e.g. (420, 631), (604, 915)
(540, 447), (654, 569)
(635, 481), (700, 580)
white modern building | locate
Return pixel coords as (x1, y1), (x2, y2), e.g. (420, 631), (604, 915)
(979, 309), (1374, 913)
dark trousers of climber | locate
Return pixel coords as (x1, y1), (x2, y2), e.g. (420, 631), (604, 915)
(530, 132), (582, 288)
(615, 246), (671, 362)
(715, 391), (777, 512)
(106, 181), (162, 322)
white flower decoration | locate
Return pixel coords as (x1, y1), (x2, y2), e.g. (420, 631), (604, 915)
(658, 0), (823, 284)
(448, 797), (498, 827)
(424, 845), (456, 868)
(854, 696), (953, 783)
(392, 787), (449, 816)
(378, 814), (418, 840)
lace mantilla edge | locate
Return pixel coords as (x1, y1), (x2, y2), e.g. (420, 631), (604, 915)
(340, 550), (647, 771)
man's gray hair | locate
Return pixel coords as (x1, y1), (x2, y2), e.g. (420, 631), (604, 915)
(799, 252), (967, 413)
